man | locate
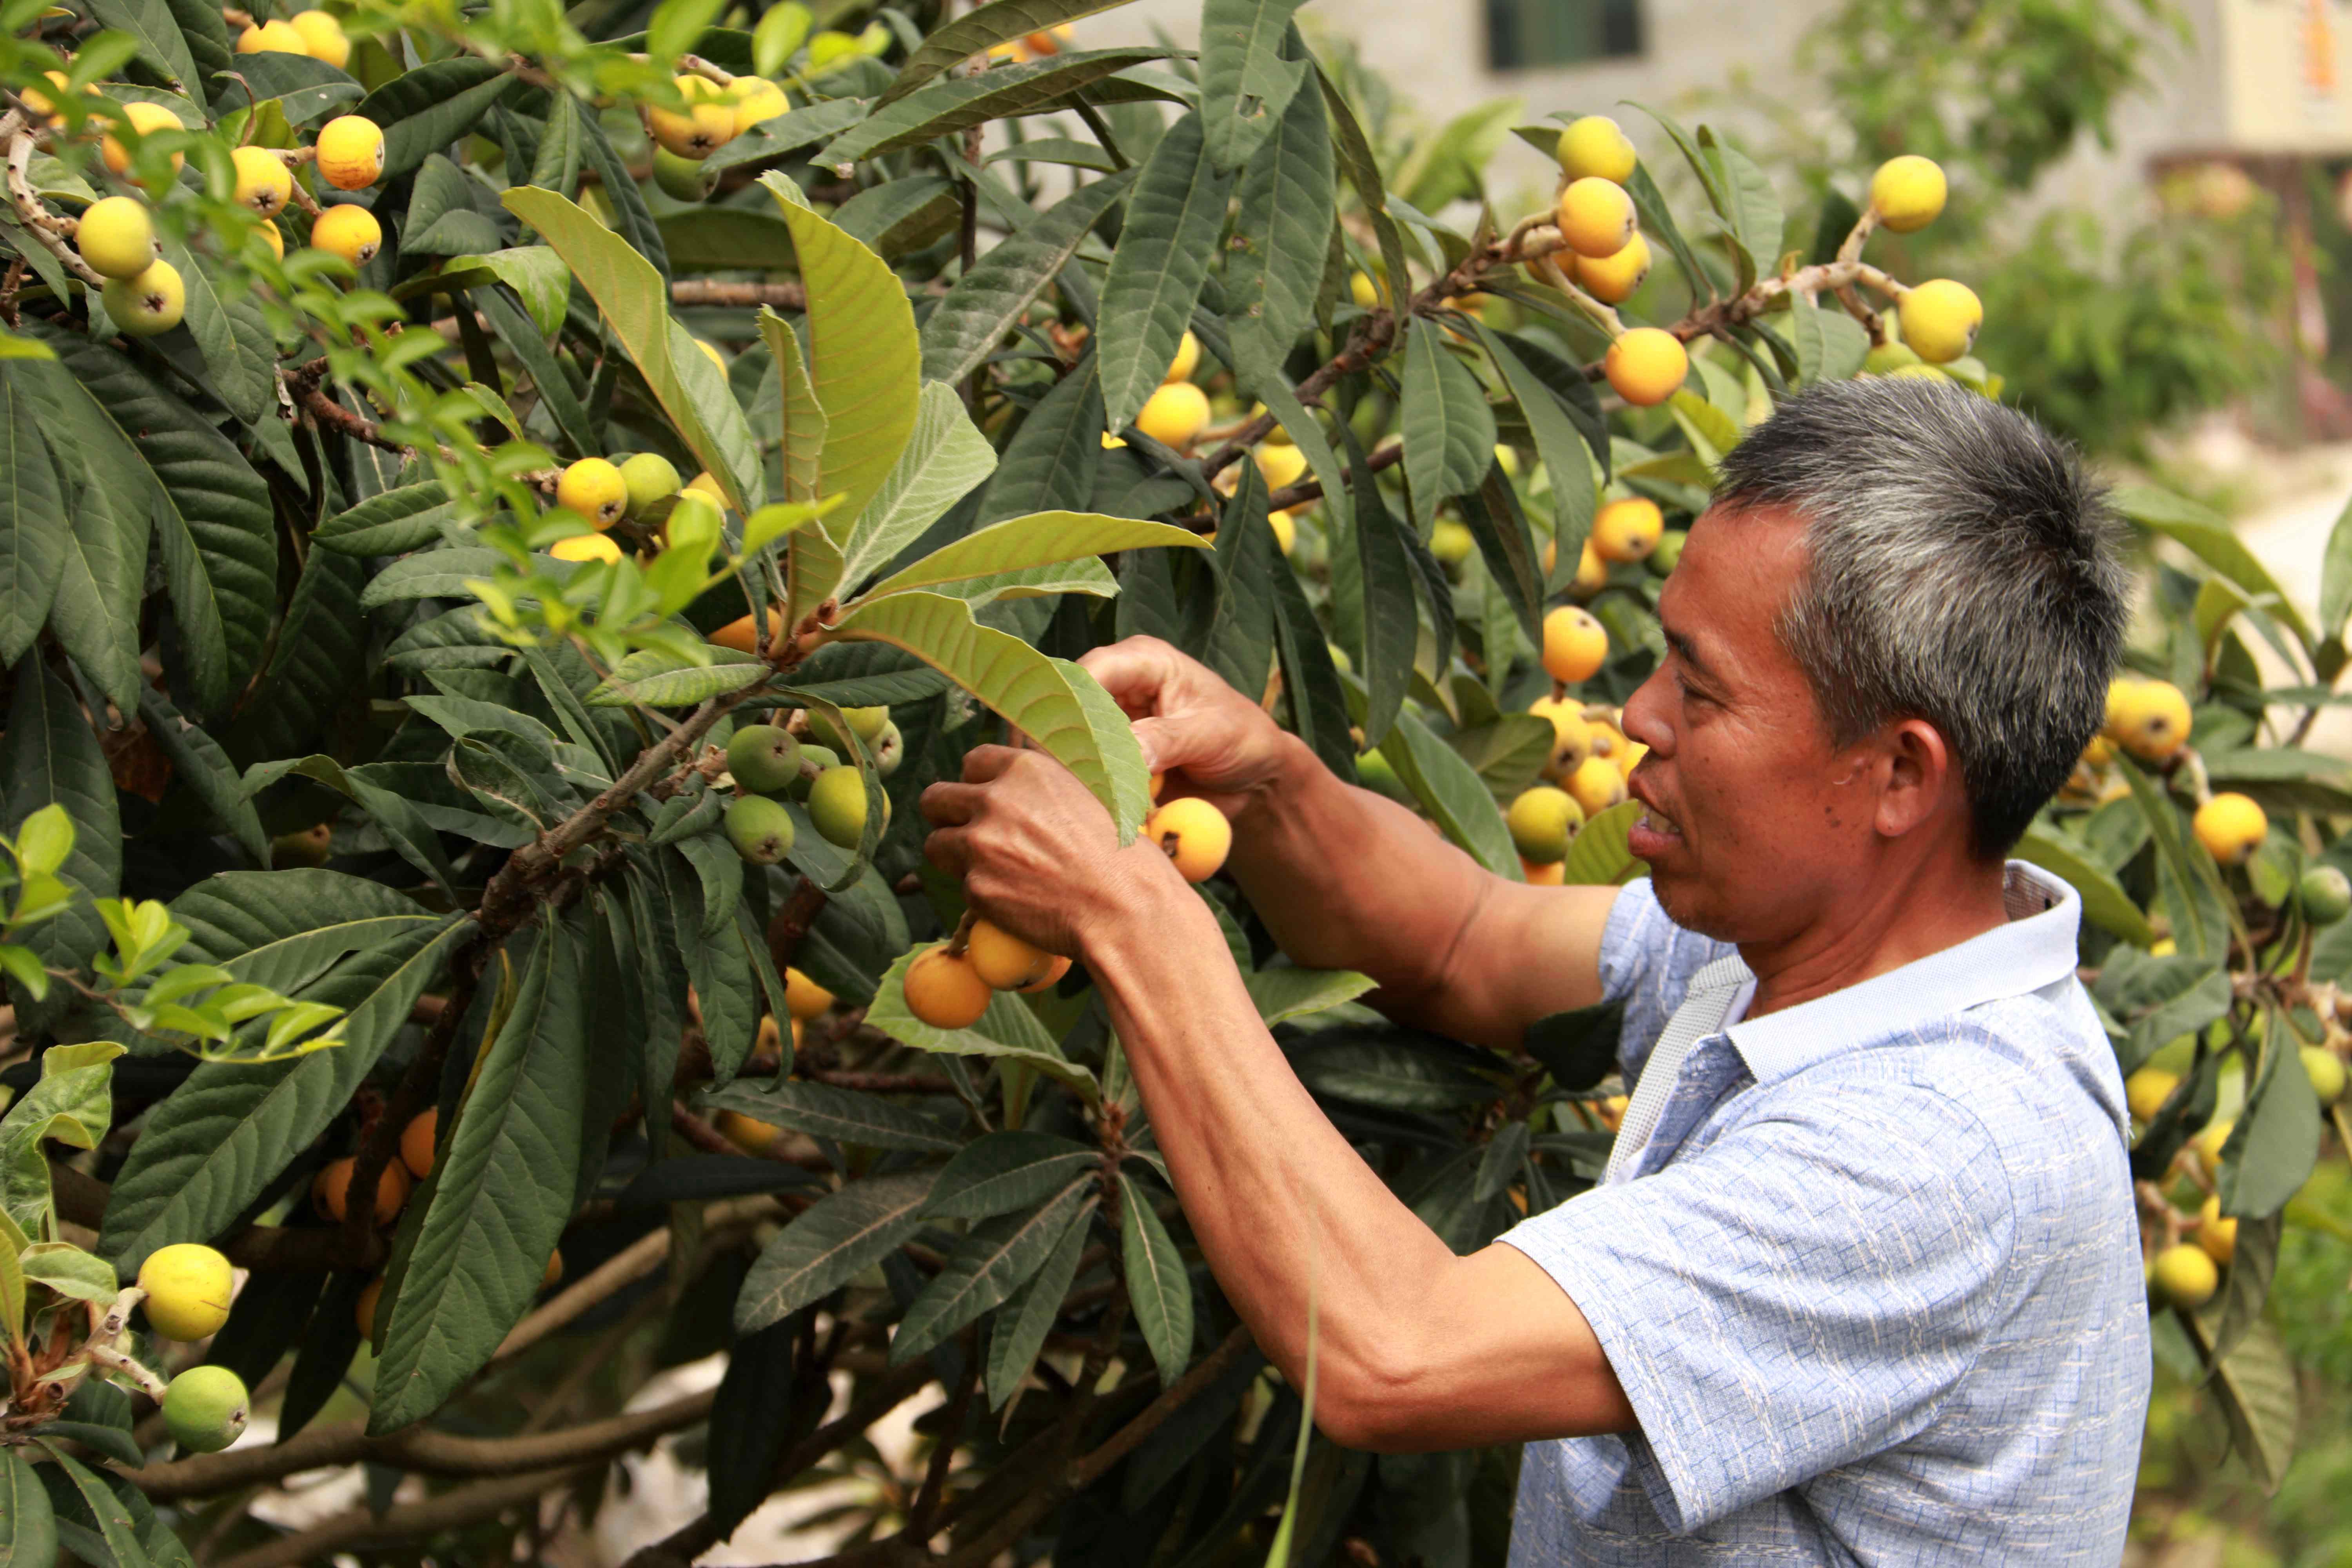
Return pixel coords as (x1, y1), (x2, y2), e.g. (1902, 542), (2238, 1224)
(920, 376), (2151, 1562)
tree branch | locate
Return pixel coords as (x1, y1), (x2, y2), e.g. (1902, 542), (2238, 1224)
(670, 279), (807, 310)
(214, 1461), (603, 1568)
(130, 1387), (715, 1501)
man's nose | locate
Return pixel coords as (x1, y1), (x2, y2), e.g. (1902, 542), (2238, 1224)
(1621, 668), (1673, 759)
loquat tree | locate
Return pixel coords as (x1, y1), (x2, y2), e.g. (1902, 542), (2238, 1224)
(0, 0), (2342, 1557)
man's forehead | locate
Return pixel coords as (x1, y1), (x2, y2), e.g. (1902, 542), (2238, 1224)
(1659, 504), (1810, 671)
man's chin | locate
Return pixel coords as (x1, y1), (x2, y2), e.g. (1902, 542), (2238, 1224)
(1645, 864), (1733, 941)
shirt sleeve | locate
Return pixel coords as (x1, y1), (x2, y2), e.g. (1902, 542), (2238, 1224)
(1496, 1076), (2020, 1532)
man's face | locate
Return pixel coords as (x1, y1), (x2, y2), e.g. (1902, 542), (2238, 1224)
(1621, 504), (1878, 942)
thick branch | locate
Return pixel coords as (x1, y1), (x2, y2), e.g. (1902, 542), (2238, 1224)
(5, 120), (103, 288)
(130, 1387), (714, 1501)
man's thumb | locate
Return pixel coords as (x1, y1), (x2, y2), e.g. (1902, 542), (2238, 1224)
(1129, 715), (1179, 773)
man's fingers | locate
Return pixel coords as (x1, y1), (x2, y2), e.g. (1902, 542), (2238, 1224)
(922, 824), (971, 880)
(960, 744), (1024, 784)
(920, 779), (983, 827)
(1076, 637), (1179, 718)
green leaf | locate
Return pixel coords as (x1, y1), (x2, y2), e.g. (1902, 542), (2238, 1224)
(2116, 755), (2235, 961)
(223, 547), (364, 764)
(2180, 1309), (2298, 1493)
(922, 1131), (1099, 1220)
(312, 482), (455, 557)
(760, 309), (828, 507)
(700, 1080), (960, 1152)
(1197, 0), (1310, 173)
(0, 370), (65, 666)
(893, 1174), (1095, 1362)
(98, 885), (467, 1273)
(648, 0), (727, 60)
(1709, 138), (1782, 294)
(2113, 485), (2314, 650)
(13, 328), (274, 718)
(812, 48), (1168, 165)
(866, 511), (1207, 600)
(575, 104), (668, 278)
(702, 95), (871, 176)
(0, 1043), (121, 1243)
(1224, 73), (1334, 372)
(0, 1447), (57, 1567)
(136, 687), (268, 867)
(866, 941), (1099, 1095)
(1789, 297), (1870, 385)
(371, 916), (588, 1432)
(979, 354), (1104, 524)
(1400, 321), (1498, 531)
(759, 177), (921, 537)
(29, 1446), (144, 1568)
(1560, 800), (1642, 886)
(1667, 388), (1740, 473)
(1338, 452), (1418, 751)
(90, 0), (199, 90)
(2014, 826), (2155, 946)
(354, 57), (517, 179)
(444, 247), (570, 339)
(2220, 1022), (2321, 1219)
(156, 234), (271, 424)
(1314, 67), (1412, 315)
(1098, 111), (1236, 433)
(3, 382), (136, 710)
(828, 591), (1149, 840)
(1, 661), (120, 993)
(586, 647), (768, 708)
(985, 1188), (1094, 1407)
(1367, 701), (1519, 879)
(919, 170), (1137, 387)
(1118, 1170), (1193, 1386)
(655, 207), (796, 270)
(2318, 490), (2352, 647)
(836, 381), (997, 586)
(882, 0), (1140, 104)
(1245, 967), (1377, 1025)
(735, 1168), (935, 1332)
(496, 193), (761, 511)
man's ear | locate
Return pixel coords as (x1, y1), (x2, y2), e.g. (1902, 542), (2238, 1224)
(1875, 718), (1956, 841)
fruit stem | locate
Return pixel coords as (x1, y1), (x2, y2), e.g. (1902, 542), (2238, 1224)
(94, 1286), (147, 1345)
(87, 1344), (170, 1401)
(1528, 254), (1623, 337)
(2180, 747), (2214, 807)
(1835, 203), (1881, 266)
(675, 52), (739, 87)
(945, 910), (976, 959)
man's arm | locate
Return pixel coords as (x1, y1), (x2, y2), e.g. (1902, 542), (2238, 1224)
(921, 746), (1637, 1451)
(1078, 638), (1621, 1049)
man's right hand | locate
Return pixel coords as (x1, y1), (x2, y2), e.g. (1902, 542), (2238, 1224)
(1077, 636), (1298, 820)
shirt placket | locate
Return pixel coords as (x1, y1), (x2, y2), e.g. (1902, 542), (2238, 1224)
(1616, 1035), (1751, 1182)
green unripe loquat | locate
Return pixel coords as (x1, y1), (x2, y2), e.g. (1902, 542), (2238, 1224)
(727, 725), (803, 794)
(726, 793), (796, 864)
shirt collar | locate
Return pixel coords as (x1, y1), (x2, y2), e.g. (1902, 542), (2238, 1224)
(1719, 861), (2082, 1087)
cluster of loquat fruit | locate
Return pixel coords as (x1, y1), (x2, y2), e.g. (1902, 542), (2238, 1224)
(22, 13), (388, 334)
(1536, 118), (1984, 404)
(720, 706), (900, 866)
(2127, 1043), (2348, 1312)
(898, 768), (1230, 1030)
(1495, 494), (1670, 882)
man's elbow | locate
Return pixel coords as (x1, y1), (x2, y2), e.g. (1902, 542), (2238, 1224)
(1305, 1338), (1441, 1454)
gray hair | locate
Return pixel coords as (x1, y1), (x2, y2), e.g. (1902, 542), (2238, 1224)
(1711, 376), (2128, 858)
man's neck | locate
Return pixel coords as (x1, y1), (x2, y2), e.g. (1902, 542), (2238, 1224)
(1738, 853), (2013, 1020)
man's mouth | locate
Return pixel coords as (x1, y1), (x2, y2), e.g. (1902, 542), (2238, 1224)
(1626, 772), (1683, 850)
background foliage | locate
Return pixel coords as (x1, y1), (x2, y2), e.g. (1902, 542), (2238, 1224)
(0, 0), (2345, 1561)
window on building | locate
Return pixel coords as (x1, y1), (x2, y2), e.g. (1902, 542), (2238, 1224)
(1486, 0), (1642, 71)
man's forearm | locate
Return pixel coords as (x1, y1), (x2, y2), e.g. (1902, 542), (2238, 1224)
(1224, 735), (1492, 1011)
(1083, 868), (1461, 1430)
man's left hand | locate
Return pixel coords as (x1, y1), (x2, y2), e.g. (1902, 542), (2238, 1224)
(920, 744), (1174, 956)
